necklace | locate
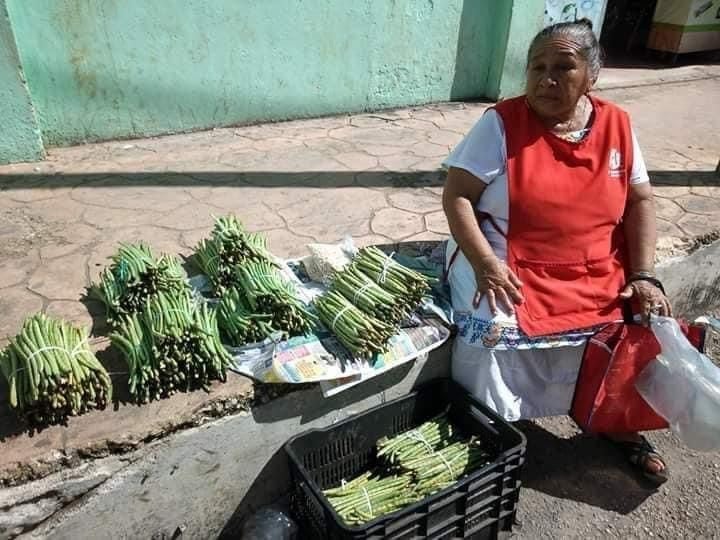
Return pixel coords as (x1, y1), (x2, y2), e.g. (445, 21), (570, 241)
(551, 95), (591, 134)
(551, 96), (594, 142)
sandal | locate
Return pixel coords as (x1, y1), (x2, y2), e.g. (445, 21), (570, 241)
(607, 435), (669, 486)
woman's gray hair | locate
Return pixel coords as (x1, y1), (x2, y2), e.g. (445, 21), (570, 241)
(528, 19), (603, 81)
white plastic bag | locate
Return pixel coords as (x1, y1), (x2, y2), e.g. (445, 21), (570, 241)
(635, 316), (720, 451)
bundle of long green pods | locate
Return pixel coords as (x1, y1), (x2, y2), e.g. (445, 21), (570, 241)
(91, 243), (187, 324)
(314, 291), (396, 356)
(0, 314), (112, 425)
(323, 473), (420, 525)
(330, 265), (408, 324)
(110, 290), (230, 403)
(234, 260), (316, 337)
(353, 246), (431, 309)
(217, 287), (277, 346)
(402, 439), (489, 497)
(322, 415), (490, 525)
(194, 215), (273, 294)
(377, 414), (458, 465)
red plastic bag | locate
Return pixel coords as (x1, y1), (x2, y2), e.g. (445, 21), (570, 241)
(570, 320), (706, 434)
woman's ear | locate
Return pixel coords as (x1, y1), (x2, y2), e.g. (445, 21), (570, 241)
(586, 72), (597, 93)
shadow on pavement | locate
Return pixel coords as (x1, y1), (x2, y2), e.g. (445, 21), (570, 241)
(650, 170), (719, 186)
(0, 170), (445, 189)
(518, 421), (656, 513)
(0, 169), (716, 191)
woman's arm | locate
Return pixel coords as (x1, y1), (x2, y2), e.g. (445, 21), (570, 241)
(623, 181), (656, 274)
(442, 167), (494, 268)
(621, 181), (672, 319)
(442, 167), (524, 313)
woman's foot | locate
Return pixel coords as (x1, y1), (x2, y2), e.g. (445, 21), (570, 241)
(604, 433), (669, 486)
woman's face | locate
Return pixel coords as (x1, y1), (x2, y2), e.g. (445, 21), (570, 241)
(526, 37), (593, 121)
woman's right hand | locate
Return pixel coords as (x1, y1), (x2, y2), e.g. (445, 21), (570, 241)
(473, 255), (525, 315)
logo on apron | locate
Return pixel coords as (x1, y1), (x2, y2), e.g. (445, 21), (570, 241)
(609, 148), (623, 178)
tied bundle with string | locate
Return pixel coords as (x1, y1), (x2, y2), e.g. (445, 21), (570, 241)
(330, 265), (408, 325)
(216, 287), (277, 346)
(0, 313), (112, 425)
(322, 473), (419, 525)
(110, 290), (230, 404)
(90, 242), (188, 325)
(379, 415), (489, 497)
(352, 246), (431, 310)
(314, 291), (395, 356)
(322, 415), (491, 525)
(194, 214), (274, 295)
(401, 438), (489, 497)
(233, 260), (316, 337)
(376, 414), (457, 465)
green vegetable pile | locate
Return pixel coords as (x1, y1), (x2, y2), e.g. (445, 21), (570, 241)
(315, 246), (432, 356)
(216, 287), (276, 346)
(91, 243), (187, 325)
(195, 215), (316, 345)
(234, 260), (316, 337)
(111, 291), (230, 403)
(323, 415), (490, 525)
(0, 314), (112, 425)
(194, 215), (272, 295)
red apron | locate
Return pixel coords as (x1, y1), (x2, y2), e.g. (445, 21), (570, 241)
(493, 96), (634, 337)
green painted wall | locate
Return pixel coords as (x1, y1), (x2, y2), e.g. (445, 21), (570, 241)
(7, 0), (510, 147)
(0, 1), (43, 163)
(487, 0), (545, 99)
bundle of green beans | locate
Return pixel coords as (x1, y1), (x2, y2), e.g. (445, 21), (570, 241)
(0, 314), (112, 425)
(323, 473), (420, 525)
(320, 415), (490, 524)
(353, 246), (431, 309)
(314, 291), (396, 356)
(194, 215), (273, 294)
(91, 243), (187, 324)
(110, 290), (230, 403)
(377, 415), (458, 465)
(234, 260), (316, 337)
(216, 287), (277, 346)
(403, 439), (489, 497)
(330, 265), (408, 324)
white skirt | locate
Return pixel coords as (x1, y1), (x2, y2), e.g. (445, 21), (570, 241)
(446, 238), (589, 421)
(451, 340), (585, 421)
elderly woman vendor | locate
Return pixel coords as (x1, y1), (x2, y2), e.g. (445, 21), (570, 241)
(442, 20), (672, 485)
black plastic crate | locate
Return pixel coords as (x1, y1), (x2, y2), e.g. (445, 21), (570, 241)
(285, 378), (526, 539)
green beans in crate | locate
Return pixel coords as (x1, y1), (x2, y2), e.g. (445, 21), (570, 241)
(285, 379), (526, 539)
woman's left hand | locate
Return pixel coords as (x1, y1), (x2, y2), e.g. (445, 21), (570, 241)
(619, 280), (672, 325)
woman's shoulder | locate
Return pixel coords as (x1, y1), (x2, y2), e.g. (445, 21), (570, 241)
(463, 107), (506, 142)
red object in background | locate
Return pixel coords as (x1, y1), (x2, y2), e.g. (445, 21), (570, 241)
(571, 320), (706, 434)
